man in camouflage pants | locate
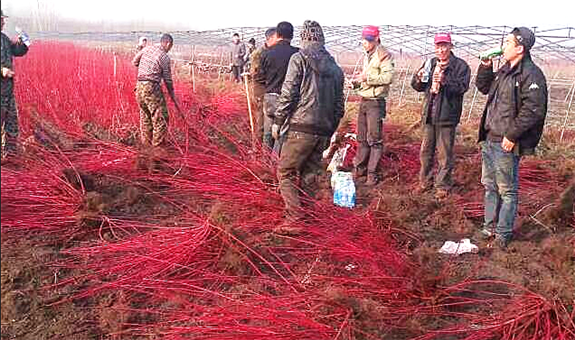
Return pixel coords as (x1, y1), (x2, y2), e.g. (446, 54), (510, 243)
(1, 9), (29, 161)
(132, 33), (181, 147)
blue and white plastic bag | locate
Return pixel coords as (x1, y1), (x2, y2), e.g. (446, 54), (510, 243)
(331, 171), (356, 208)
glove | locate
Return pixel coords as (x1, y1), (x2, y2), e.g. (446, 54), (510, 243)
(2, 67), (15, 78)
(271, 124), (280, 140)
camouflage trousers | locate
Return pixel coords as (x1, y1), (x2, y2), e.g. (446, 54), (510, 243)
(1, 94), (19, 159)
(136, 81), (169, 147)
(250, 81), (266, 144)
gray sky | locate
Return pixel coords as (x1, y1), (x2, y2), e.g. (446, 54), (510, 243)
(3, 0), (573, 30)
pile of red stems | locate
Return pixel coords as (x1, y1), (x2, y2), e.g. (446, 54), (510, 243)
(2, 41), (573, 340)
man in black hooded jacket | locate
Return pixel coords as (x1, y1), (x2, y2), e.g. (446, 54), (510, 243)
(273, 20), (344, 233)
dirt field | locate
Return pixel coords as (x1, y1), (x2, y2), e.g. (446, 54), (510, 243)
(2, 43), (574, 339)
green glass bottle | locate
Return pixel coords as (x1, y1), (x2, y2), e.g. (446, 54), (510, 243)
(479, 47), (503, 60)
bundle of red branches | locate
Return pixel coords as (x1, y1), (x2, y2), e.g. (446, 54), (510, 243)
(2, 41), (573, 340)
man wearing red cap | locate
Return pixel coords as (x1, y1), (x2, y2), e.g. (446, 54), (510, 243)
(411, 32), (471, 199)
(351, 25), (395, 186)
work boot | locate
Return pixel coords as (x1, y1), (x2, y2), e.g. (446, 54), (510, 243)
(273, 219), (304, 236)
(352, 166), (367, 180)
(365, 173), (379, 186)
(434, 188), (449, 200)
(493, 234), (510, 250)
(477, 227), (494, 240)
(416, 182), (433, 194)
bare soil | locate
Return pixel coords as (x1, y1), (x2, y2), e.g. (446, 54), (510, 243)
(2, 102), (574, 339)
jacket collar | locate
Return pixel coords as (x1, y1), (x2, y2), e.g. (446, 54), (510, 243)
(507, 54), (532, 76)
(434, 52), (455, 70)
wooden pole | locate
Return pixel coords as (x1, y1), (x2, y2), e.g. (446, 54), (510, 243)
(244, 74), (254, 138)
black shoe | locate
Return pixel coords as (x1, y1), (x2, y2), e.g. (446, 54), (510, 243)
(434, 188), (449, 200)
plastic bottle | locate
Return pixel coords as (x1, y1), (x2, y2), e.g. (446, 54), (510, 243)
(332, 171), (356, 208)
(479, 47), (503, 60)
(15, 27), (31, 47)
(421, 58), (432, 83)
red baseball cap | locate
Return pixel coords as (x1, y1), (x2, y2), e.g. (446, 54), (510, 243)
(362, 25), (380, 41)
(434, 32), (452, 44)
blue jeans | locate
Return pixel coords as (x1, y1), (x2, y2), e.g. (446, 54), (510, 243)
(481, 140), (520, 240)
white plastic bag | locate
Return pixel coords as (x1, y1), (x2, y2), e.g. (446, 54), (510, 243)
(438, 238), (478, 255)
(326, 144), (350, 173)
(331, 171), (356, 208)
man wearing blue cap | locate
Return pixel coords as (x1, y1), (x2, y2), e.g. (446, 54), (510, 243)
(475, 27), (548, 249)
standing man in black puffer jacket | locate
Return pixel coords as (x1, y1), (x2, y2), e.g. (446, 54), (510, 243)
(273, 20), (344, 233)
(475, 27), (548, 249)
(411, 32), (471, 200)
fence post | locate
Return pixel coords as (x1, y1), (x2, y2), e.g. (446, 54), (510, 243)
(560, 81), (575, 142)
(397, 64), (411, 108)
(113, 52), (117, 79)
(191, 45), (196, 93)
(466, 87), (479, 122)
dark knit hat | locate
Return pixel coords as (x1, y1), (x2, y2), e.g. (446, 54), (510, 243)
(300, 20), (325, 44)
(511, 27), (536, 51)
(1, 9), (8, 18)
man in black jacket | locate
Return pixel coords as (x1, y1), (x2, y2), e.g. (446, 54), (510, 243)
(411, 33), (471, 199)
(257, 21), (299, 149)
(274, 20), (344, 233)
(475, 27), (548, 249)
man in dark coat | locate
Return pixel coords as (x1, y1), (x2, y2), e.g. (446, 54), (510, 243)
(274, 20), (344, 234)
(411, 32), (471, 199)
(475, 27), (548, 249)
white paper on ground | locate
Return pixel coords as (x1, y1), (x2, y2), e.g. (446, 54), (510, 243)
(438, 238), (478, 255)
